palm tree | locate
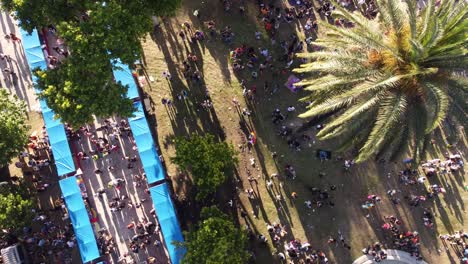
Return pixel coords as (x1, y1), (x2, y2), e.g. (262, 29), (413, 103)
(294, 0), (467, 163)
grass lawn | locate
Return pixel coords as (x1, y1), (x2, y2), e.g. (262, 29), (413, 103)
(140, 0), (467, 263)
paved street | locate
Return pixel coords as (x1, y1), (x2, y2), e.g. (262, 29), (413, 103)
(74, 117), (170, 263)
(0, 11), (38, 111)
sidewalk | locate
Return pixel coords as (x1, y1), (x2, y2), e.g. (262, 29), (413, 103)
(353, 249), (429, 264)
(0, 11), (38, 112)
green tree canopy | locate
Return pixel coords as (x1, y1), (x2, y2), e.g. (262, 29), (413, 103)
(34, 55), (134, 126)
(172, 134), (237, 201)
(295, 0), (467, 162)
(0, 190), (34, 231)
(0, 90), (29, 167)
(2, 0), (181, 126)
(182, 206), (249, 264)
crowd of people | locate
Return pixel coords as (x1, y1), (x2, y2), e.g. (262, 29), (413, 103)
(361, 242), (388, 262)
(422, 153), (464, 176)
(165, 0), (463, 263)
(5, 0), (464, 263)
(72, 117), (165, 262)
(19, 207), (75, 263)
(440, 231), (468, 263)
(1, 32), (21, 80)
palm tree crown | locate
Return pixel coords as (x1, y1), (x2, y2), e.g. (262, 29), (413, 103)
(295, 0), (467, 163)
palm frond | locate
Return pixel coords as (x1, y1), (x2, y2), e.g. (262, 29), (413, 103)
(443, 1), (468, 33)
(329, 0), (382, 39)
(423, 56), (468, 70)
(429, 21), (468, 54)
(317, 93), (384, 138)
(356, 93), (408, 162)
(420, 19), (444, 50)
(294, 58), (368, 75)
(378, 0), (407, 33)
(403, 0), (418, 39)
(423, 82), (449, 133)
(296, 51), (366, 62)
(436, 0), (455, 19)
(294, 0), (467, 163)
(298, 75), (368, 93)
(317, 19), (400, 58)
(409, 102), (428, 163)
(332, 113), (375, 152)
(298, 97), (353, 119)
(388, 122), (410, 162)
(418, 0), (435, 42)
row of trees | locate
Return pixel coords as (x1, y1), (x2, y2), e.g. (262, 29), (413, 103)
(0, 91), (34, 235)
(2, 0), (181, 127)
(172, 134), (250, 264)
(0, 183), (34, 232)
(0, 90), (29, 167)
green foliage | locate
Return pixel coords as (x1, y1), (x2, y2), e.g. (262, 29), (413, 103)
(34, 58), (134, 127)
(0, 90), (29, 167)
(0, 189), (34, 231)
(295, 0), (467, 162)
(2, 0), (181, 126)
(182, 206), (249, 264)
(2, 0), (87, 33)
(172, 134), (237, 201)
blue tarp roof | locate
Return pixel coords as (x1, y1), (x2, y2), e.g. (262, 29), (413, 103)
(128, 101), (164, 183)
(59, 177), (100, 263)
(150, 183), (186, 264)
(19, 29), (47, 71)
(20, 28), (75, 176)
(112, 59), (139, 99)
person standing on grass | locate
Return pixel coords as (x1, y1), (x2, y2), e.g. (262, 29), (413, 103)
(162, 71), (171, 80)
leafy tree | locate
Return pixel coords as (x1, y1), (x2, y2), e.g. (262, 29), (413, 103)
(2, 0), (181, 126)
(182, 206), (249, 264)
(172, 134), (237, 201)
(295, 0), (467, 162)
(34, 56), (134, 127)
(0, 90), (29, 167)
(0, 192), (34, 231)
(1, 0), (87, 33)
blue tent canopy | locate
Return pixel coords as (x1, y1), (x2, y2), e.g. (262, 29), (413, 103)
(65, 193), (86, 212)
(111, 59), (139, 99)
(59, 177), (100, 263)
(20, 29), (75, 176)
(129, 117), (150, 137)
(19, 29), (47, 71)
(59, 176), (80, 197)
(150, 184), (186, 264)
(134, 133), (154, 151)
(128, 101), (164, 183)
(50, 140), (75, 176)
(128, 102), (145, 120)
